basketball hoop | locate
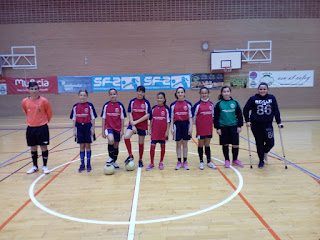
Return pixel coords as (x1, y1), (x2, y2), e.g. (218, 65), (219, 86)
(223, 66), (232, 73)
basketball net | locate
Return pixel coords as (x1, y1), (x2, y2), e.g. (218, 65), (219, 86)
(223, 66), (232, 74)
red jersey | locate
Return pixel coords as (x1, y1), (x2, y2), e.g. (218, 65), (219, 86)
(70, 102), (97, 123)
(101, 101), (126, 133)
(150, 105), (170, 141)
(170, 100), (193, 122)
(21, 96), (53, 127)
(193, 100), (214, 136)
(128, 98), (151, 130)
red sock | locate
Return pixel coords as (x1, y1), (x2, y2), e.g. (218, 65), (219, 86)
(160, 144), (165, 162)
(139, 144), (144, 161)
(125, 139), (133, 157)
(150, 145), (155, 165)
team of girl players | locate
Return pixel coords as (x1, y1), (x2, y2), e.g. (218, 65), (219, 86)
(23, 82), (283, 174)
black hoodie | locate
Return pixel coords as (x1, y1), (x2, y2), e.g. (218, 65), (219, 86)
(243, 93), (281, 124)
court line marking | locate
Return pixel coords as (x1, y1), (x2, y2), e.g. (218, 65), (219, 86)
(127, 167), (141, 240)
(239, 135), (320, 180)
(191, 137), (281, 240)
(28, 151), (243, 226)
(0, 128), (72, 167)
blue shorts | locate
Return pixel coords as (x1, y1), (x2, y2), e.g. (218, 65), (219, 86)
(151, 140), (166, 144)
(105, 129), (121, 142)
(197, 135), (212, 140)
(75, 122), (94, 144)
(173, 121), (191, 141)
(127, 125), (148, 136)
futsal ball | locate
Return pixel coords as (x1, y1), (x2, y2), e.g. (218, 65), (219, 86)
(104, 164), (115, 175)
(125, 161), (135, 171)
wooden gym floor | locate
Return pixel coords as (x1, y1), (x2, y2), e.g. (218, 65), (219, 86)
(0, 108), (319, 240)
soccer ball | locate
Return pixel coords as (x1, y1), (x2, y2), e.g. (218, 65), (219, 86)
(125, 161), (135, 171)
(104, 164), (115, 175)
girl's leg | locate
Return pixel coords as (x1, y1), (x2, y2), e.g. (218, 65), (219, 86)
(198, 139), (204, 163)
(182, 140), (190, 170)
(138, 135), (145, 163)
(231, 145), (244, 167)
(39, 145), (48, 167)
(251, 125), (266, 168)
(175, 141), (182, 170)
(263, 126), (275, 163)
(124, 129), (134, 161)
(85, 143), (92, 171)
(204, 138), (211, 164)
(160, 143), (165, 169)
(113, 142), (119, 161)
(222, 144), (230, 168)
(147, 143), (156, 170)
(78, 143), (86, 172)
(107, 133), (115, 160)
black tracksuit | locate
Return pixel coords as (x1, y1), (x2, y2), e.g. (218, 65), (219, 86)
(243, 94), (281, 162)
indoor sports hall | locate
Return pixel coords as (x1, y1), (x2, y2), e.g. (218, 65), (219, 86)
(0, 1), (319, 240)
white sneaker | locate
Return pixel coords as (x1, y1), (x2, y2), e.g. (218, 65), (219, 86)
(207, 162), (217, 169)
(26, 166), (38, 174)
(42, 166), (50, 174)
(112, 162), (119, 169)
(264, 153), (269, 164)
(199, 162), (204, 170)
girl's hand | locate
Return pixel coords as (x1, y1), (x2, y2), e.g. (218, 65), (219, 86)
(120, 130), (124, 138)
(165, 131), (169, 137)
(188, 127), (192, 135)
(237, 127), (242, 134)
(216, 129), (222, 136)
(102, 131), (106, 139)
(91, 128), (95, 136)
(73, 129), (77, 138)
(278, 123), (284, 128)
(171, 128), (175, 136)
(132, 126), (137, 134)
(246, 122), (251, 127)
(131, 120), (137, 126)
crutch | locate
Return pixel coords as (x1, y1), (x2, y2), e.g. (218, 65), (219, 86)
(278, 126), (288, 169)
(246, 125), (253, 169)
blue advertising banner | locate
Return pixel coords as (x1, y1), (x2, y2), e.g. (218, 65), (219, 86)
(58, 76), (92, 93)
(142, 74), (191, 90)
(92, 75), (141, 92)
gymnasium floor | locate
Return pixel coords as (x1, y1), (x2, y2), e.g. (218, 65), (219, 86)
(0, 108), (319, 240)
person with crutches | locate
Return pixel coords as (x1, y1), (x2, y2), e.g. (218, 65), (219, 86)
(243, 82), (283, 169)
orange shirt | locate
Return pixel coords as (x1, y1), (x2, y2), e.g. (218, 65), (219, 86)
(22, 96), (53, 127)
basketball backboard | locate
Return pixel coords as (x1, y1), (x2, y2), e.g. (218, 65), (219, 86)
(211, 51), (242, 71)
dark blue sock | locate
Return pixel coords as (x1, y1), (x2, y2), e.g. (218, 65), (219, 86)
(80, 151), (85, 165)
(87, 150), (92, 165)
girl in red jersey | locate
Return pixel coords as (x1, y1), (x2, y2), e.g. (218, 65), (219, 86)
(70, 90), (97, 173)
(170, 87), (193, 170)
(192, 87), (217, 170)
(124, 86), (151, 168)
(101, 88), (127, 169)
(22, 82), (53, 175)
(146, 92), (170, 171)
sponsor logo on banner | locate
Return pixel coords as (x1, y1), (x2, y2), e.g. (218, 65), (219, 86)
(58, 76), (92, 93)
(249, 71), (314, 88)
(92, 75), (141, 91)
(6, 76), (58, 94)
(191, 73), (224, 89)
(143, 74), (191, 90)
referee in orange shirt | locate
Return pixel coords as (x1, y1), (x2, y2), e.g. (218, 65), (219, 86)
(22, 82), (53, 174)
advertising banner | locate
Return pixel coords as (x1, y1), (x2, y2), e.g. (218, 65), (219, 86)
(6, 76), (58, 94)
(249, 70), (314, 88)
(58, 76), (92, 93)
(191, 73), (224, 89)
(0, 78), (6, 95)
(143, 74), (191, 90)
(92, 75), (141, 92)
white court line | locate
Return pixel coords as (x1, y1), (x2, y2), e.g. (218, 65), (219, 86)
(29, 150), (243, 240)
(127, 167), (142, 240)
